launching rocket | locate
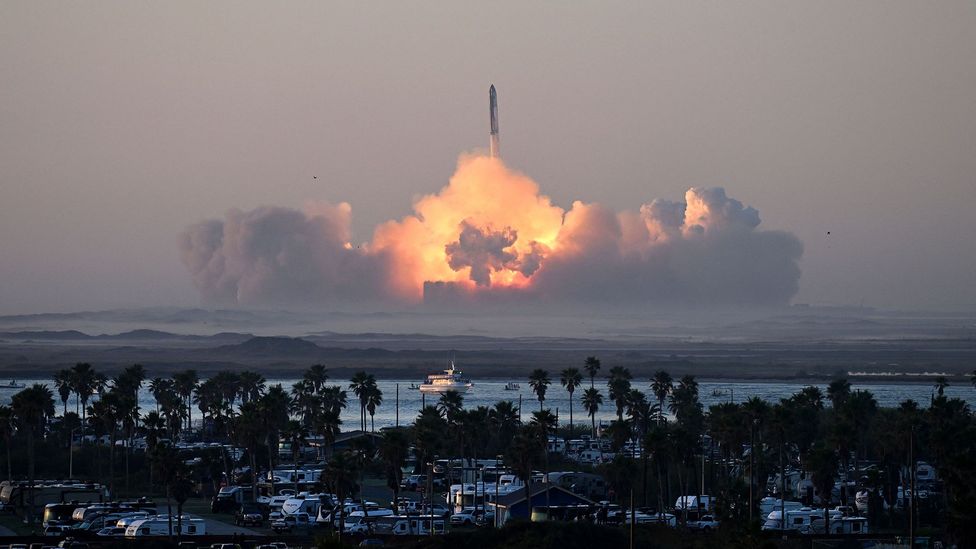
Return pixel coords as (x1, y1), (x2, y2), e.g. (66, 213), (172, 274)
(489, 84), (499, 158)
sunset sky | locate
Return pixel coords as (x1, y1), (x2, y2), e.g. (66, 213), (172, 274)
(2, 2), (974, 313)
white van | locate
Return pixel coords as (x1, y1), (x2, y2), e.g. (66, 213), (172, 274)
(124, 517), (206, 537)
(375, 515), (445, 536)
(343, 509), (396, 534)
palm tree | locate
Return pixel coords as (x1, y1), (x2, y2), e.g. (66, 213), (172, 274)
(582, 387), (603, 437)
(934, 376), (949, 397)
(70, 362), (99, 434)
(349, 372), (376, 432)
(379, 429), (410, 507)
(53, 369), (73, 416)
(321, 385), (348, 416)
(584, 356), (601, 388)
(231, 402), (264, 501)
(258, 385), (291, 485)
(651, 370), (673, 423)
(89, 389), (126, 494)
(366, 384), (383, 433)
(172, 370), (199, 431)
(560, 368), (583, 432)
(282, 420), (309, 492)
(324, 450), (360, 541)
(11, 384), (55, 525)
(0, 406), (13, 481)
(238, 371), (267, 404)
(310, 406), (341, 459)
(528, 369), (551, 413)
(607, 366), (632, 420)
(827, 377), (851, 408)
(489, 401), (520, 454)
(437, 391), (464, 422)
(290, 380), (317, 426)
(304, 364), (329, 392)
(149, 377), (166, 413)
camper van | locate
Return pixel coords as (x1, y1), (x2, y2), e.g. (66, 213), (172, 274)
(343, 509), (396, 534)
(125, 517), (206, 537)
(374, 515), (445, 536)
(1, 482), (106, 509)
(280, 492), (324, 517)
(762, 508), (843, 534)
(759, 497), (804, 518)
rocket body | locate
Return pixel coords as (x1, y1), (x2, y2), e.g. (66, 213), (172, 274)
(489, 84), (500, 158)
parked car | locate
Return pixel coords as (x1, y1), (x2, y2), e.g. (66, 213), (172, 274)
(235, 504), (263, 527)
(44, 526), (69, 537)
(687, 515), (720, 532)
(450, 508), (489, 526)
(271, 512), (311, 533)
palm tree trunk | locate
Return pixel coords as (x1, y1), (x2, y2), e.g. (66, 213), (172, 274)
(569, 391), (574, 432)
(26, 431), (35, 525)
(249, 446), (258, 501)
(109, 429), (116, 496)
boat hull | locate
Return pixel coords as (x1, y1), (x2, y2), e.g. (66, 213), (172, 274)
(418, 383), (472, 394)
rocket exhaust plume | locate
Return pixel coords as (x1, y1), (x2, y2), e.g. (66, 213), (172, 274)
(489, 84), (499, 158)
(180, 90), (803, 309)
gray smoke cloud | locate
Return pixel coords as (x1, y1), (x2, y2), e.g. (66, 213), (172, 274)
(178, 203), (391, 306)
(444, 221), (548, 286)
(445, 221), (518, 286)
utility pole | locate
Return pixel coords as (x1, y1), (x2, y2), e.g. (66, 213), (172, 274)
(629, 489), (635, 549)
(395, 383), (399, 427)
(909, 425), (915, 547)
(749, 419), (756, 523)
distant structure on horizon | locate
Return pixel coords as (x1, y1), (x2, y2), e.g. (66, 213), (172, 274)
(489, 84), (500, 158)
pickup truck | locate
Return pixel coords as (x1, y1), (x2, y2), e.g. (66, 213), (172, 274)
(271, 513), (311, 533)
(687, 515), (720, 532)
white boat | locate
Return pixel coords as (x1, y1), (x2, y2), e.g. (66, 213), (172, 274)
(0, 381), (25, 389)
(418, 362), (473, 394)
(504, 382), (520, 391)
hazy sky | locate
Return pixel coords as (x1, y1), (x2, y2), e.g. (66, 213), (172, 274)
(2, 2), (975, 314)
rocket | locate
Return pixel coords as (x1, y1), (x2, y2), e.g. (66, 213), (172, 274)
(489, 84), (500, 158)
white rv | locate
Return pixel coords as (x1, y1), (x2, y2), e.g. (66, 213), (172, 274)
(124, 517), (206, 537)
(374, 515), (445, 536)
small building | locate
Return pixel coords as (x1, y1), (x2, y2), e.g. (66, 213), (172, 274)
(491, 484), (595, 524)
(331, 431), (383, 454)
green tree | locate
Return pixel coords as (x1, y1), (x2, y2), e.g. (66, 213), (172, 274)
(0, 406), (13, 482)
(582, 388), (603, 437)
(349, 371), (377, 432)
(827, 377), (851, 408)
(607, 367), (632, 420)
(560, 368), (583, 432)
(324, 450), (360, 541)
(380, 428), (410, 507)
(651, 371), (673, 424)
(172, 369), (199, 432)
(11, 384), (55, 525)
(528, 369), (551, 413)
(583, 356), (601, 388)
(53, 369), (73, 416)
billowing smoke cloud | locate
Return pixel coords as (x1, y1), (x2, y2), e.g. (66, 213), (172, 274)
(180, 155), (802, 308)
(179, 202), (392, 305)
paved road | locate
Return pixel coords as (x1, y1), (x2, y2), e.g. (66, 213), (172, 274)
(0, 524), (17, 536)
(195, 514), (260, 536)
